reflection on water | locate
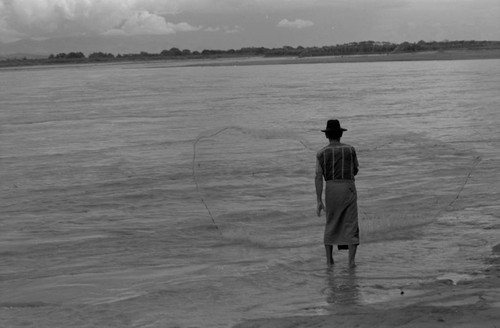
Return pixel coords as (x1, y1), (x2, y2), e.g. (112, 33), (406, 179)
(323, 267), (359, 305)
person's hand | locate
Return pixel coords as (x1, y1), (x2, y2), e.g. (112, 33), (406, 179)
(316, 201), (325, 217)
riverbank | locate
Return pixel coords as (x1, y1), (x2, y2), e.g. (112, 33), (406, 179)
(234, 244), (500, 328)
(180, 49), (500, 67)
(2, 48), (500, 69)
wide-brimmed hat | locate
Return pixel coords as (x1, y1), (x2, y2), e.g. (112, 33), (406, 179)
(321, 119), (347, 132)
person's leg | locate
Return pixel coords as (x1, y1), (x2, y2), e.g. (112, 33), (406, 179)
(348, 244), (357, 268)
(325, 245), (334, 265)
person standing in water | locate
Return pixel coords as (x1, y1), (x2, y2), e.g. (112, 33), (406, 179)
(315, 119), (360, 267)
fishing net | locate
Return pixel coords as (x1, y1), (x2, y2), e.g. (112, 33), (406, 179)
(192, 126), (480, 244)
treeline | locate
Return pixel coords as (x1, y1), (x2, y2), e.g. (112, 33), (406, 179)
(2, 40), (500, 66)
(48, 40), (500, 62)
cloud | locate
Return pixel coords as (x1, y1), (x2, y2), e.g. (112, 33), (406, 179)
(204, 26), (221, 32)
(0, 0), (325, 42)
(0, 0), (203, 42)
(203, 25), (243, 34)
(224, 25), (243, 34)
(103, 11), (201, 36)
(1, 0), (499, 45)
(0, 1), (24, 42)
(277, 19), (314, 29)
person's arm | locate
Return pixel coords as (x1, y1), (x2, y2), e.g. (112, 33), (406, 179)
(353, 147), (359, 176)
(315, 158), (325, 216)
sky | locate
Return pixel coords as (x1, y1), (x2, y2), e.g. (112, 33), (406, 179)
(0, 0), (499, 54)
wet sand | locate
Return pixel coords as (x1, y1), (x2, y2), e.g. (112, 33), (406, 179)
(234, 244), (500, 328)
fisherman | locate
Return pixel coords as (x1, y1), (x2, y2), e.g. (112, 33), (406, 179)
(315, 119), (360, 267)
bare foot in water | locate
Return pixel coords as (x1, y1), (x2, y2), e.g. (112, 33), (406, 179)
(325, 245), (334, 266)
(348, 245), (357, 269)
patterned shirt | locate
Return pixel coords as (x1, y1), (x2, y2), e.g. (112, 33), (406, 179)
(316, 142), (359, 181)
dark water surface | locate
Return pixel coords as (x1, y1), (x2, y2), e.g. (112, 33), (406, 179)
(1, 59), (499, 327)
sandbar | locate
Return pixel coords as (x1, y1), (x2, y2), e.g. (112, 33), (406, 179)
(181, 49), (500, 67)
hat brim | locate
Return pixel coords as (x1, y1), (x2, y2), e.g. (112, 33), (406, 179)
(321, 128), (347, 132)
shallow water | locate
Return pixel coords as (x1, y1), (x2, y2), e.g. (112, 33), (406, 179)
(1, 59), (499, 327)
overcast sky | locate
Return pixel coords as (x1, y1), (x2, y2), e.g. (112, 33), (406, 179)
(1, 0), (499, 51)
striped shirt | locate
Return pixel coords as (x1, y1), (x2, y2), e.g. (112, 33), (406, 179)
(316, 142), (359, 181)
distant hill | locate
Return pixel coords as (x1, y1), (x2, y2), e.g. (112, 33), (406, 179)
(0, 53), (47, 60)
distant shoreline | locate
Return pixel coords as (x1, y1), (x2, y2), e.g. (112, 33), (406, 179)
(1, 48), (500, 69)
(180, 49), (500, 67)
